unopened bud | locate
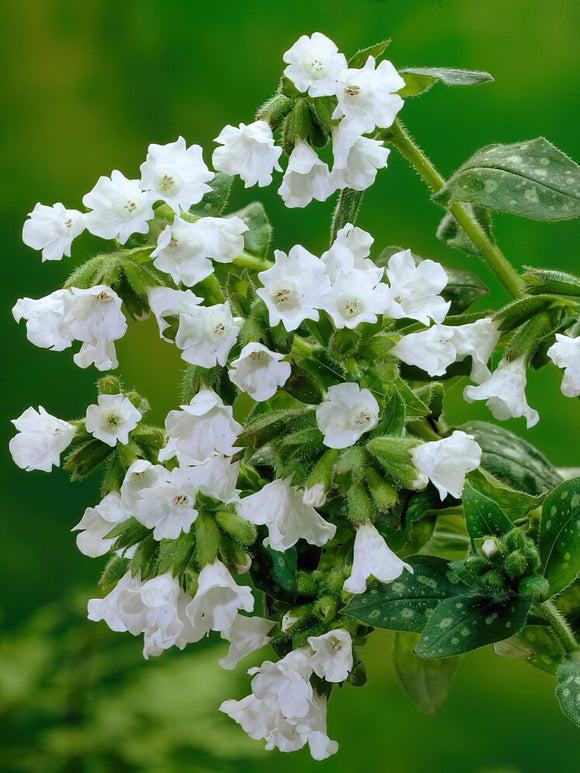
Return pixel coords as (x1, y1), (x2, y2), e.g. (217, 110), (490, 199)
(98, 376), (122, 395)
(365, 467), (398, 513)
(313, 595), (337, 622)
(481, 537), (500, 558)
(505, 551), (528, 580)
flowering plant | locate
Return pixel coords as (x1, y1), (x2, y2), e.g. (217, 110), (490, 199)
(11, 33), (580, 758)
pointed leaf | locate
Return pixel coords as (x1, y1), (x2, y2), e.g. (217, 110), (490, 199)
(393, 631), (459, 716)
(343, 555), (466, 632)
(555, 659), (580, 728)
(188, 172), (233, 217)
(433, 138), (580, 221)
(437, 204), (493, 258)
(416, 594), (532, 658)
(230, 201), (272, 258)
(518, 625), (566, 674)
(462, 481), (512, 544)
(540, 477), (580, 598)
(349, 39), (391, 69)
(440, 267), (489, 313)
(399, 67), (493, 98)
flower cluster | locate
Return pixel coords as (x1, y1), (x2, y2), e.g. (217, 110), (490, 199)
(11, 31), (579, 761)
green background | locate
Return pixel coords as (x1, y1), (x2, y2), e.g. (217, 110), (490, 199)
(1, 0), (579, 770)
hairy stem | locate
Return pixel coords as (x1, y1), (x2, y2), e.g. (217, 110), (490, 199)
(536, 599), (578, 655)
(380, 120), (524, 299)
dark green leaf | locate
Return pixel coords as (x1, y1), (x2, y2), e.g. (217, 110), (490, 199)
(330, 189), (363, 242)
(282, 371), (324, 404)
(436, 204), (494, 258)
(349, 39), (391, 69)
(416, 594), (532, 658)
(108, 517), (151, 552)
(393, 631), (459, 716)
(518, 625), (566, 674)
(439, 267), (489, 313)
(419, 514), (470, 561)
(399, 67), (493, 98)
(540, 477), (580, 598)
(130, 535), (160, 580)
(343, 555), (465, 632)
(522, 266), (580, 297)
(433, 138), (580, 221)
(99, 555), (129, 592)
(157, 532), (196, 575)
(460, 421), (562, 495)
(555, 659), (580, 727)
(373, 386), (406, 437)
(462, 481), (512, 544)
(63, 439), (114, 480)
(188, 172), (233, 217)
(394, 378), (431, 418)
(467, 468), (539, 521)
(495, 294), (556, 332)
(251, 544), (298, 600)
(230, 201), (272, 258)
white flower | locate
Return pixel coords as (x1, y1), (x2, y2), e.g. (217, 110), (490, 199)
(316, 382), (379, 449)
(62, 285), (127, 349)
(343, 521), (413, 594)
(207, 216), (249, 263)
(482, 538), (500, 558)
(12, 290), (72, 351)
(392, 325), (457, 377)
(463, 355), (539, 428)
(151, 219), (215, 286)
(213, 121), (282, 187)
(134, 468), (199, 540)
(159, 389), (242, 466)
(9, 406), (76, 472)
(257, 245), (331, 331)
(73, 340), (119, 371)
(236, 478), (336, 552)
(410, 431), (482, 501)
(85, 393), (142, 447)
(547, 334), (580, 397)
(333, 56), (405, 134)
(448, 318), (501, 383)
(175, 302), (242, 368)
(83, 170), (157, 244)
(219, 614), (275, 670)
(148, 286), (202, 340)
(185, 559), (254, 639)
(331, 223), (374, 263)
(307, 629), (353, 683)
(283, 33), (347, 97)
(72, 490), (130, 557)
(383, 250), (450, 324)
(249, 649), (313, 719)
(22, 202), (85, 261)
(330, 133), (390, 191)
(321, 224), (381, 285)
(228, 342), (291, 401)
(88, 571), (194, 658)
(278, 141), (332, 208)
(139, 136), (213, 211)
(173, 455), (240, 504)
(120, 459), (170, 509)
(302, 483), (326, 508)
(320, 268), (389, 329)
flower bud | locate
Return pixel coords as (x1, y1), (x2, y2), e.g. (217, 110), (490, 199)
(215, 509), (258, 546)
(518, 574), (550, 598)
(255, 92), (294, 132)
(313, 595), (338, 623)
(481, 537), (501, 558)
(367, 436), (426, 490)
(505, 551), (528, 580)
(98, 376), (122, 395)
(364, 467), (398, 513)
(347, 483), (372, 526)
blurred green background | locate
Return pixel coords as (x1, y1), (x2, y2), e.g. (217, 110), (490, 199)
(1, 0), (579, 770)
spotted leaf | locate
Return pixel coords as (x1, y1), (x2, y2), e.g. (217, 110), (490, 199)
(540, 477), (580, 598)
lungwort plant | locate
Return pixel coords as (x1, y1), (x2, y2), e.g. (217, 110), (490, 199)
(10, 32), (580, 759)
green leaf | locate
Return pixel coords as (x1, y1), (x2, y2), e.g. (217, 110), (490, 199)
(99, 555), (129, 592)
(348, 39), (391, 69)
(467, 468), (539, 521)
(252, 544), (298, 600)
(63, 439), (114, 480)
(330, 189), (363, 242)
(494, 294), (557, 332)
(433, 138), (580, 221)
(416, 594), (532, 658)
(130, 535), (160, 580)
(440, 266), (489, 313)
(540, 477), (580, 598)
(108, 517), (151, 552)
(522, 266), (580, 297)
(188, 172), (233, 217)
(394, 378), (431, 418)
(462, 481), (512, 544)
(398, 67), (493, 98)
(230, 201), (272, 258)
(157, 531), (196, 576)
(436, 204), (493, 258)
(419, 514), (470, 561)
(518, 625), (566, 674)
(460, 421), (562, 496)
(393, 631), (459, 716)
(555, 658), (580, 728)
(343, 555), (465, 633)
(373, 386), (406, 437)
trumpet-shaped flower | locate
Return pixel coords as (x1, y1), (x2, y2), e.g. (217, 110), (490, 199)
(383, 250), (450, 324)
(148, 287), (202, 340)
(463, 355), (539, 428)
(173, 455), (240, 504)
(62, 285), (127, 348)
(330, 134), (390, 192)
(316, 382), (379, 449)
(12, 290), (72, 351)
(72, 490), (130, 557)
(120, 459), (170, 509)
(85, 393), (142, 447)
(283, 33), (347, 97)
(151, 219), (216, 286)
(139, 136), (213, 211)
(83, 170), (157, 244)
(213, 121), (282, 188)
(219, 614), (276, 670)
(134, 469), (199, 540)
(160, 389), (242, 466)
(236, 477), (336, 552)
(278, 142), (332, 208)
(257, 245), (331, 331)
(9, 406), (76, 472)
(307, 629), (353, 683)
(22, 202), (85, 261)
(320, 268), (389, 329)
(448, 318), (501, 384)
(333, 56), (405, 134)
(411, 431), (482, 500)
(392, 325), (457, 377)
(228, 342), (291, 401)
(547, 334), (580, 397)
(175, 302), (242, 368)
(343, 521), (413, 594)
(185, 559), (254, 639)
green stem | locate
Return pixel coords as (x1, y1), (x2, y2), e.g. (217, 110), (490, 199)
(380, 120), (524, 299)
(536, 600), (578, 655)
(233, 251), (272, 272)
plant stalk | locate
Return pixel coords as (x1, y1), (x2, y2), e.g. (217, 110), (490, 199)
(536, 599), (578, 655)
